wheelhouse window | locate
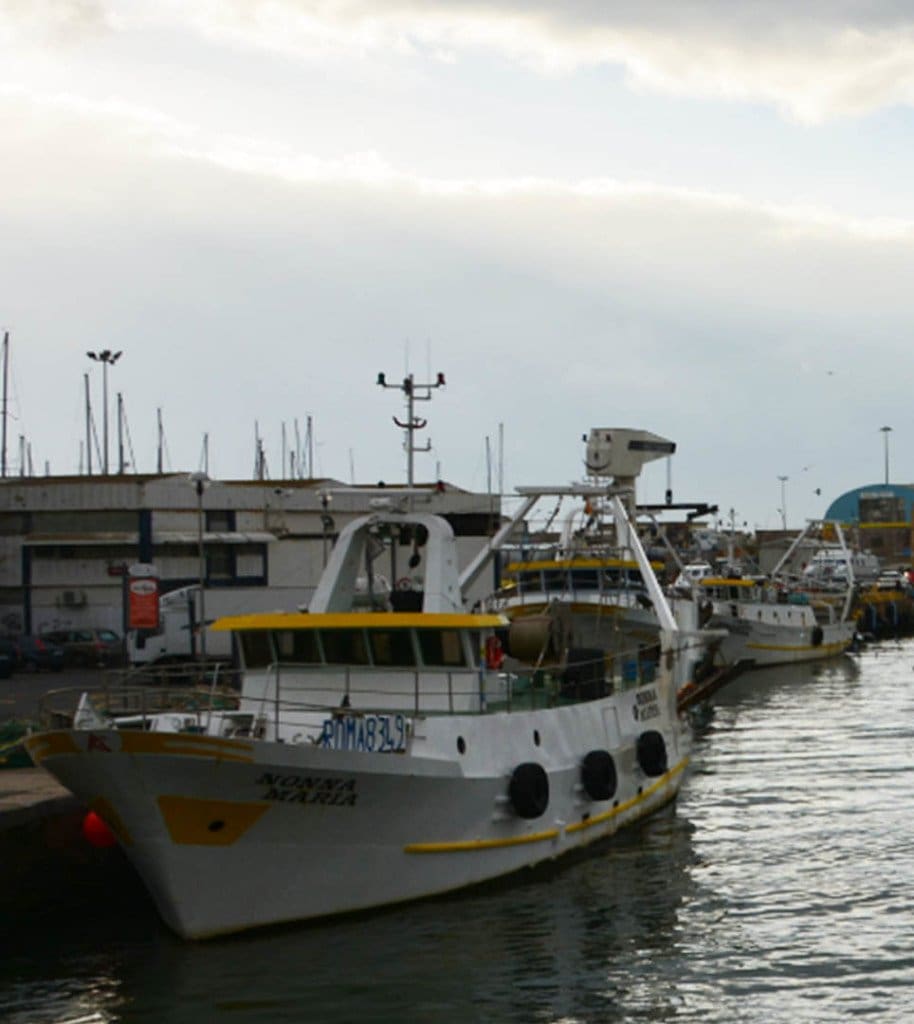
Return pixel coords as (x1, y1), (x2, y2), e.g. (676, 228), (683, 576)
(518, 570), (541, 591)
(239, 631), (272, 668)
(542, 570), (567, 592)
(274, 629), (320, 664)
(368, 629), (416, 667)
(570, 568), (599, 590)
(321, 629), (369, 665)
(417, 629), (466, 667)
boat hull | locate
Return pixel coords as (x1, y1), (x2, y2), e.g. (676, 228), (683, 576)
(27, 689), (688, 939)
(712, 618), (856, 668)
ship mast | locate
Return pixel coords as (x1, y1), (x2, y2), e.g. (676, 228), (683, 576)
(376, 369), (446, 489)
(1, 331), (8, 478)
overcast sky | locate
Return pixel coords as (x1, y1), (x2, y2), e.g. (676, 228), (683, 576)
(2, 1), (914, 529)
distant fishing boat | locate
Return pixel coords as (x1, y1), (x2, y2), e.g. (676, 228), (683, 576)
(673, 521), (858, 670)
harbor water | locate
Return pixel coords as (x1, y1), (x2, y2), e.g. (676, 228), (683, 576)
(3, 640), (914, 1023)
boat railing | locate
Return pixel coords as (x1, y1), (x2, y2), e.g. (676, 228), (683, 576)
(36, 677), (244, 732)
(34, 645), (664, 733)
(257, 641), (660, 718)
(497, 570), (650, 609)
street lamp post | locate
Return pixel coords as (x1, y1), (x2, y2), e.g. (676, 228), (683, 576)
(880, 426), (892, 485)
(190, 472), (208, 661)
(86, 349), (123, 474)
(778, 475), (788, 532)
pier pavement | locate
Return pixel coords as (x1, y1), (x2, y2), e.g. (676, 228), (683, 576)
(0, 668), (136, 907)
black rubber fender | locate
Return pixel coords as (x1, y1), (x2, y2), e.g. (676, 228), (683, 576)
(636, 730), (668, 777)
(580, 749), (617, 801)
(508, 762), (550, 819)
(811, 626), (824, 647)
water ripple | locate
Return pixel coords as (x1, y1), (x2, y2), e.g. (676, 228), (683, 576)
(6, 643), (914, 1022)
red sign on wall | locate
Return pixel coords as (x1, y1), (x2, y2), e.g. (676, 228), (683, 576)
(128, 568), (160, 630)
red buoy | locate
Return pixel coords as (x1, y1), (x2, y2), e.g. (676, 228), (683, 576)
(82, 810), (117, 848)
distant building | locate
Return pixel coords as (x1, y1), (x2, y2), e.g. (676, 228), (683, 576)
(0, 475), (502, 638)
(824, 484), (914, 564)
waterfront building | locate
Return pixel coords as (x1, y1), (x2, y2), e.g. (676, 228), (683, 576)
(0, 475), (500, 638)
(824, 484), (914, 565)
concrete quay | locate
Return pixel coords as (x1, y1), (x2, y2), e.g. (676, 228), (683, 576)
(0, 667), (127, 907)
(0, 666), (97, 827)
(0, 766), (75, 831)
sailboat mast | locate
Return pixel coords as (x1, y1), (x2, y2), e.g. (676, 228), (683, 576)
(1, 331), (8, 479)
(117, 392), (124, 474)
(85, 373), (93, 475)
(157, 407), (164, 473)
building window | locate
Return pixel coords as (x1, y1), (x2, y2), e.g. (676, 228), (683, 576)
(235, 547), (266, 581)
(205, 510), (236, 532)
(206, 545), (234, 581)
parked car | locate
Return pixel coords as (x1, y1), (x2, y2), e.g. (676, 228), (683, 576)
(0, 636), (15, 678)
(41, 628), (125, 668)
(17, 634), (65, 672)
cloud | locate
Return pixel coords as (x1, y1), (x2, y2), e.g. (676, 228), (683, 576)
(8, 2), (914, 122)
(1, 83), (911, 521)
(0, 0), (110, 44)
(48, 0), (912, 123)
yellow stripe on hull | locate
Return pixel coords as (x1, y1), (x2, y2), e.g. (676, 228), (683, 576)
(503, 602), (626, 618)
(119, 732), (254, 763)
(403, 759), (687, 854)
(24, 732), (80, 764)
(504, 558), (656, 572)
(25, 729), (254, 764)
(745, 641), (849, 654)
(212, 611), (507, 632)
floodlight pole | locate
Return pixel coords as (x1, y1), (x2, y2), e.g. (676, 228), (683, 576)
(880, 426), (892, 485)
(86, 349), (123, 474)
(778, 475), (788, 532)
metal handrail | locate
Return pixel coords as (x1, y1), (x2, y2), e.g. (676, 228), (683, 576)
(35, 641), (668, 733)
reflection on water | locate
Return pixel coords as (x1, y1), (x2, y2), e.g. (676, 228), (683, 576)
(4, 643), (914, 1023)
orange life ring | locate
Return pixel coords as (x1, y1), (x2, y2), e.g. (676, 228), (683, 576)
(485, 635), (504, 671)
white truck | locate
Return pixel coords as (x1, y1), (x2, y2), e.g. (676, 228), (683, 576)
(126, 585), (312, 666)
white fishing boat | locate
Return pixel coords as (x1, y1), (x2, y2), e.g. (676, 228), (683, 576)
(802, 546), (880, 585)
(692, 576), (856, 668)
(681, 522), (858, 670)
(25, 435), (697, 940)
(490, 429), (711, 694)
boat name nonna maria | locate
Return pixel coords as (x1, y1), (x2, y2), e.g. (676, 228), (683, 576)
(256, 773), (359, 807)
